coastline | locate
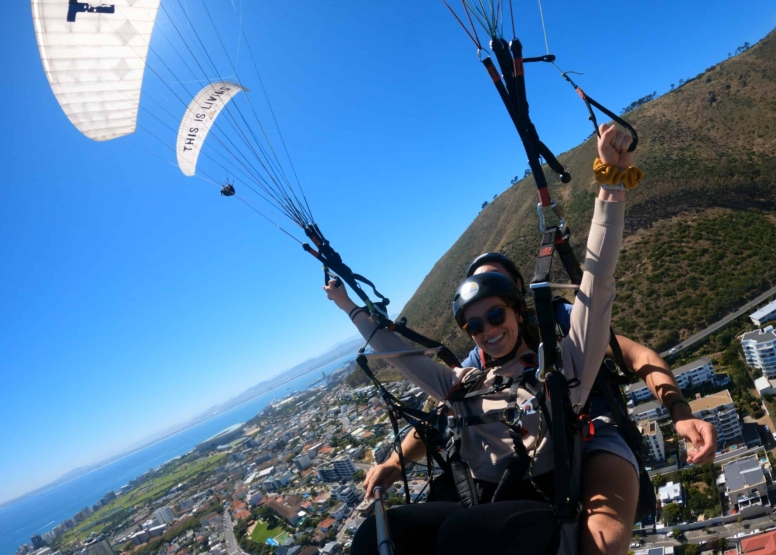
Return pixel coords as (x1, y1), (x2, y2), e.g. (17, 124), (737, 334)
(0, 355), (352, 510)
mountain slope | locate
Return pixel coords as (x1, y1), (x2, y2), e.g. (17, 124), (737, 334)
(400, 29), (776, 358)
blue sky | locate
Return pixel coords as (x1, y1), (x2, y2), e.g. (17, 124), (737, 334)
(1, 0), (774, 503)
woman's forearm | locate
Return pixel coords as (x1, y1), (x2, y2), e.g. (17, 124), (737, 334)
(619, 336), (689, 419)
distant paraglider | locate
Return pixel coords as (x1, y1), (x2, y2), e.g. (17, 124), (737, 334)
(220, 181), (235, 197)
(176, 81), (246, 177)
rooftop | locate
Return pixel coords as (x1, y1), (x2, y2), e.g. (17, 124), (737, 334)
(689, 390), (734, 412)
(673, 357), (712, 376)
(739, 529), (776, 555)
(742, 326), (776, 344)
(723, 456), (765, 492)
(629, 400), (664, 415)
(751, 300), (776, 320)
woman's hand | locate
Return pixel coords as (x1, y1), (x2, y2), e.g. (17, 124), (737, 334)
(323, 279), (358, 313)
(363, 460), (403, 499)
(675, 418), (717, 464)
(597, 123), (635, 169)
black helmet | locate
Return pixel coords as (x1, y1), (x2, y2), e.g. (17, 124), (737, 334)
(453, 272), (522, 328)
(466, 252), (525, 295)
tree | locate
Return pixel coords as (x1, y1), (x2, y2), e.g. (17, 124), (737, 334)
(682, 544), (701, 555)
(352, 469), (366, 482)
(671, 529), (684, 540)
(524, 169), (532, 178)
(664, 503), (682, 525)
(711, 537), (729, 554)
(481, 201), (489, 210)
(652, 474), (667, 488)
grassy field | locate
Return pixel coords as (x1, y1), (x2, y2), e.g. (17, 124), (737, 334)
(249, 520), (274, 543)
(57, 453), (227, 546)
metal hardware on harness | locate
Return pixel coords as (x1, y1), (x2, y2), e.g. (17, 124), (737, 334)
(535, 342), (547, 382)
(503, 406), (521, 427)
(530, 281), (580, 291)
(362, 347), (442, 360)
(536, 200), (566, 233)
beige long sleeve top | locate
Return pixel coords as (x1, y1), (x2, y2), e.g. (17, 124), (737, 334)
(352, 198), (625, 483)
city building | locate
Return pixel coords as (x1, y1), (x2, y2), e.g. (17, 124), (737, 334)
(742, 326), (776, 378)
(316, 466), (340, 483)
(247, 490), (264, 507)
(638, 421), (665, 462)
(318, 457), (357, 482)
(754, 376), (776, 398)
(720, 456), (767, 510)
(657, 481), (683, 506)
(332, 456), (356, 480)
(307, 443), (324, 459)
(266, 496), (305, 526)
(332, 484), (361, 506)
(629, 400), (669, 423)
(624, 358), (718, 404)
(195, 423), (245, 452)
(737, 529), (776, 555)
(689, 390), (743, 445)
(624, 382), (654, 404)
(293, 453), (312, 471)
(328, 502), (349, 521)
(372, 442), (390, 464)
(751, 300), (776, 327)
(83, 535), (115, 555)
(153, 506), (176, 525)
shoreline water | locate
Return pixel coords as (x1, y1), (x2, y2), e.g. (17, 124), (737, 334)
(0, 353), (355, 555)
(1, 363), (341, 512)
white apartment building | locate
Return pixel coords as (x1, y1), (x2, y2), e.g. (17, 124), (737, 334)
(624, 357), (717, 404)
(153, 506), (175, 526)
(639, 420), (665, 462)
(689, 390), (742, 445)
(750, 299), (776, 327)
(742, 326), (776, 378)
(629, 400), (669, 423)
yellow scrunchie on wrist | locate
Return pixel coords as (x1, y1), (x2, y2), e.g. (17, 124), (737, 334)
(593, 158), (644, 190)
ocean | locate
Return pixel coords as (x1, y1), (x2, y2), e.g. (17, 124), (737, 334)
(0, 354), (355, 555)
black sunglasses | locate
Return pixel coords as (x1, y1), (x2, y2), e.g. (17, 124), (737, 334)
(463, 306), (508, 336)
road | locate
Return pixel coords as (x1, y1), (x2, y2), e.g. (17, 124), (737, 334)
(223, 512), (244, 555)
(642, 513), (776, 549)
(659, 286), (776, 358)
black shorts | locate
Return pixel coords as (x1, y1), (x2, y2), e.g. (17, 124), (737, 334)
(352, 473), (558, 555)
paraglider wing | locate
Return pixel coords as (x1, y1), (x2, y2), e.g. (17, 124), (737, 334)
(30, 0), (162, 141)
(176, 82), (246, 177)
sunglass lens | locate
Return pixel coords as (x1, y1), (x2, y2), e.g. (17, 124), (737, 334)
(488, 307), (507, 326)
(465, 319), (484, 336)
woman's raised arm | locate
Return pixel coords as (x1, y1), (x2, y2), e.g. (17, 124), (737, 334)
(323, 279), (459, 401)
(563, 124), (640, 407)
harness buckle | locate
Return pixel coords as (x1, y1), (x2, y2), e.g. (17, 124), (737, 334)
(579, 414), (595, 442)
(503, 406), (521, 427)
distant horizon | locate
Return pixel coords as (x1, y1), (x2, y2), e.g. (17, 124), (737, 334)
(0, 345), (359, 507)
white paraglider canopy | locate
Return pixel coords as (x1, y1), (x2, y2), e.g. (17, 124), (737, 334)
(176, 81), (246, 177)
(31, 0), (162, 141)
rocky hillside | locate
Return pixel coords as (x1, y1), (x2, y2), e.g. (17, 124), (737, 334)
(400, 29), (776, 359)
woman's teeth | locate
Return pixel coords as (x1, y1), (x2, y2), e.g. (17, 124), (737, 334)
(486, 333), (505, 345)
